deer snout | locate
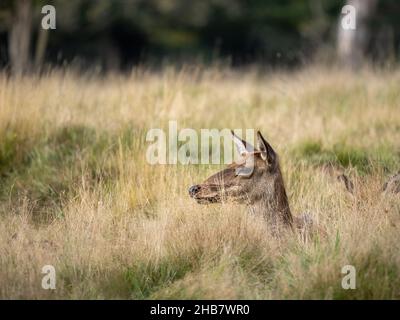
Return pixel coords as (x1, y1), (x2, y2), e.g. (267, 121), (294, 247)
(188, 185), (201, 197)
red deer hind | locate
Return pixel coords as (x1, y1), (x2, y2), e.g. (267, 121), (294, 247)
(189, 130), (316, 235)
(189, 130), (400, 236)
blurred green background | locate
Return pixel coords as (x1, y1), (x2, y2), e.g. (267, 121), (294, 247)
(1, 0), (400, 73)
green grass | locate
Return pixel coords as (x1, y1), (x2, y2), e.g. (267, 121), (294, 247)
(125, 256), (197, 299)
(0, 125), (122, 221)
(293, 140), (399, 174)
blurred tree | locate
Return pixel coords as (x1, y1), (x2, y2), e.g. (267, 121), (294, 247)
(34, 1), (52, 71)
(0, 0), (399, 71)
(337, 0), (378, 68)
(8, 0), (32, 75)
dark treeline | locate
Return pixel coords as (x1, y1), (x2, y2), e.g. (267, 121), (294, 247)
(0, 0), (400, 73)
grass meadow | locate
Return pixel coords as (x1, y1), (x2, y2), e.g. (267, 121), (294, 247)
(0, 66), (399, 299)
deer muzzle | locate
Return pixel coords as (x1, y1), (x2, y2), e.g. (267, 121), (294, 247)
(188, 185), (201, 197)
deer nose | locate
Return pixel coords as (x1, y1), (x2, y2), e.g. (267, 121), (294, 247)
(189, 185), (201, 197)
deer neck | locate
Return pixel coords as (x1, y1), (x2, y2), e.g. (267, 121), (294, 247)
(249, 171), (293, 227)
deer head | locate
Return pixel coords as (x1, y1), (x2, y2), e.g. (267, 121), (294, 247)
(189, 130), (293, 227)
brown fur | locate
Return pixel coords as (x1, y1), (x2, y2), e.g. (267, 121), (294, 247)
(383, 172), (400, 194)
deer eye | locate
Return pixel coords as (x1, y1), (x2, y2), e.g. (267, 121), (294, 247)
(235, 166), (253, 178)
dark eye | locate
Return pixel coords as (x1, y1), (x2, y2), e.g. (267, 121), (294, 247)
(235, 166), (253, 178)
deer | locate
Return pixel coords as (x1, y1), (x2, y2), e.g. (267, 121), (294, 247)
(188, 130), (317, 236)
(188, 130), (400, 237)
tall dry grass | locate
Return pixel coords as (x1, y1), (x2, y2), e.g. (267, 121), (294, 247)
(0, 66), (399, 299)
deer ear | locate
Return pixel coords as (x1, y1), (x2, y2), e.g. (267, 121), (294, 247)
(231, 130), (254, 156)
(257, 131), (276, 165)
